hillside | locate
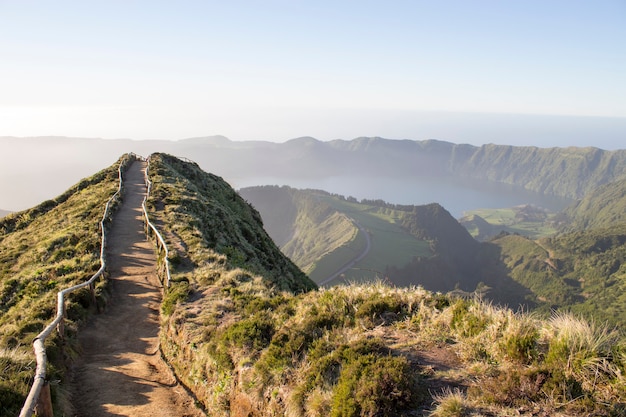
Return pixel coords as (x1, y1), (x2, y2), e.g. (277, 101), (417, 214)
(239, 186), (482, 287)
(481, 224), (626, 327)
(561, 178), (626, 231)
(2, 153), (624, 416)
(0, 209), (10, 218)
(241, 183), (626, 326)
(145, 154), (626, 416)
(459, 205), (560, 241)
(0, 155), (133, 416)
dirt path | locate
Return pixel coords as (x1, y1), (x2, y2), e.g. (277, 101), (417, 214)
(69, 160), (203, 417)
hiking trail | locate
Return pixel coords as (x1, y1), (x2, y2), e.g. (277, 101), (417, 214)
(69, 160), (203, 417)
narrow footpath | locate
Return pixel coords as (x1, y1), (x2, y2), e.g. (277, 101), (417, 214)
(69, 160), (203, 417)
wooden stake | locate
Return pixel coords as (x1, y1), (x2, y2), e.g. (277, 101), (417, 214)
(34, 381), (53, 417)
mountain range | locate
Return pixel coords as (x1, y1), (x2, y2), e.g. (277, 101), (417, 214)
(2, 136), (626, 212)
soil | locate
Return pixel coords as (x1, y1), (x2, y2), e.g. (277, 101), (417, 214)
(68, 160), (204, 417)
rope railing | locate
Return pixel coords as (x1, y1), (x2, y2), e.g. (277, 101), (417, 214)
(19, 153), (138, 417)
(142, 155), (172, 288)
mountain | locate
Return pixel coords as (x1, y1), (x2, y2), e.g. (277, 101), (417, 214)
(242, 181), (626, 327)
(3, 136), (626, 212)
(0, 209), (10, 218)
(240, 186), (537, 308)
(239, 186), (476, 284)
(2, 153), (623, 416)
(145, 153), (314, 293)
(482, 223), (626, 327)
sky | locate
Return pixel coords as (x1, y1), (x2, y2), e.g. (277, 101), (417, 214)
(1, 0), (625, 148)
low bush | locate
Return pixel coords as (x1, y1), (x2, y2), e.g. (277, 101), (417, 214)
(331, 354), (419, 417)
(161, 281), (190, 315)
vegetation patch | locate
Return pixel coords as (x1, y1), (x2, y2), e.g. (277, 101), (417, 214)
(0, 155), (133, 415)
(148, 154), (626, 416)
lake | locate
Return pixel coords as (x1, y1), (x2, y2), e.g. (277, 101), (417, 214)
(233, 175), (574, 218)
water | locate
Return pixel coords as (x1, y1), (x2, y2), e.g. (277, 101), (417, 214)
(234, 175), (574, 218)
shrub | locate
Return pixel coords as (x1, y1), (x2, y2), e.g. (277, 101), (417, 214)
(450, 299), (489, 338)
(219, 313), (274, 351)
(499, 318), (539, 364)
(331, 354), (419, 417)
(161, 281), (190, 315)
(355, 293), (406, 327)
(544, 312), (620, 390)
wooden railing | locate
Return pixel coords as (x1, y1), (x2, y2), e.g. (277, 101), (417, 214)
(19, 153), (137, 417)
(143, 155), (172, 288)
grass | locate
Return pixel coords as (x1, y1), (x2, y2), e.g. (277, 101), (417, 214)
(461, 206), (559, 240)
(0, 154), (133, 415)
(320, 196), (432, 279)
(144, 153), (626, 416)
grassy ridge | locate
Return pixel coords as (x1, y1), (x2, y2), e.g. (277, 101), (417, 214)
(153, 154), (626, 416)
(0, 155), (130, 416)
(240, 187), (440, 284)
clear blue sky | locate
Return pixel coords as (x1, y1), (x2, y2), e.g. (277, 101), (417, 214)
(1, 0), (625, 147)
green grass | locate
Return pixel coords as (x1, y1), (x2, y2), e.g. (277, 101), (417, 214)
(0, 155), (133, 415)
(461, 206), (559, 240)
(313, 195), (432, 282)
(150, 154), (626, 416)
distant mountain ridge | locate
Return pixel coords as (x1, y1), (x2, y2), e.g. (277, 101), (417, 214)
(0, 209), (10, 218)
(3, 136), (626, 210)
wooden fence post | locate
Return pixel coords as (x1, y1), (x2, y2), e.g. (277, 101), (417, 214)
(89, 282), (100, 313)
(34, 381), (54, 417)
(57, 316), (64, 341)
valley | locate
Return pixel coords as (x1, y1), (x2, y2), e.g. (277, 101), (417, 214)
(2, 149), (626, 416)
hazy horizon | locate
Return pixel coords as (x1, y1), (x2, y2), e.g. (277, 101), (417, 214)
(2, 109), (625, 151)
(2, 1), (625, 210)
(1, 1), (625, 148)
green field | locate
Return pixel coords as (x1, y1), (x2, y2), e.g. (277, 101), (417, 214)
(462, 206), (559, 239)
(318, 196), (432, 282)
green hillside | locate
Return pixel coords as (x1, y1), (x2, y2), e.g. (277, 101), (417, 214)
(3, 153), (625, 416)
(482, 224), (626, 327)
(148, 155), (626, 416)
(561, 178), (626, 231)
(240, 187), (478, 286)
(0, 155), (133, 416)
(460, 205), (560, 241)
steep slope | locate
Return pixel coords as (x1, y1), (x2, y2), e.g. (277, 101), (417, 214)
(0, 155), (133, 416)
(241, 186), (514, 296)
(481, 224), (626, 327)
(145, 153), (314, 293)
(146, 154), (625, 417)
(239, 186), (361, 281)
(561, 178), (626, 231)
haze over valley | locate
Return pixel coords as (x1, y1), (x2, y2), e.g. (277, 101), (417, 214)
(1, 135), (613, 215)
